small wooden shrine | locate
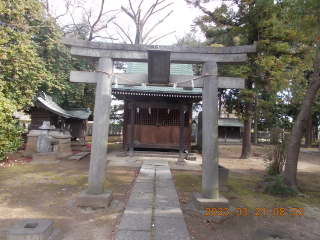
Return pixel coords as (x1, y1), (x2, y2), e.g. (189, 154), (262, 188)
(28, 91), (92, 139)
(218, 118), (243, 142)
(113, 78), (202, 152)
(112, 54), (202, 153)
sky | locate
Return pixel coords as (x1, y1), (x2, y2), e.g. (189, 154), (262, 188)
(52, 0), (222, 45)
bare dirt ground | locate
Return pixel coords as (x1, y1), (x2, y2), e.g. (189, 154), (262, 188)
(0, 144), (319, 240)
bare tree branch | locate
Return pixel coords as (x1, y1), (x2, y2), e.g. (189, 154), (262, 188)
(142, 9), (173, 43)
(114, 22), (134, 44)
(121, 5), (135, 19)
(54, 1), (71, 20)
(128, 0), (136, 17)
(148, 30), (175, 45)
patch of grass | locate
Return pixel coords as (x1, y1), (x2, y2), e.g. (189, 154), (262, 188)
(173, 171), (320, 214)
(0, 193), (11, 201)
(66, 175), (87, 185)
(174, 172), (202, 192)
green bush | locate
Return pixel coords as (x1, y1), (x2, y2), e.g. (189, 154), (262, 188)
(0, 94), (24, 161)
(264, 174), (297, 197)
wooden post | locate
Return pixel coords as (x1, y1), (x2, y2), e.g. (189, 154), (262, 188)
(177, 104), (186, 164)
(129, 104), (135, 157)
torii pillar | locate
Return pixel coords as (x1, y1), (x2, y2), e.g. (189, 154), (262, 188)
(76, 57), (114, 208)
(192, 61), (229, 211)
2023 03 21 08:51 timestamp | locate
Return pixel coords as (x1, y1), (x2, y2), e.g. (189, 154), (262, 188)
(205, 207), (304, 216)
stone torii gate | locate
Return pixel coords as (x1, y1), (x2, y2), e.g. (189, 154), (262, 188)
(62, 38), (256, 210)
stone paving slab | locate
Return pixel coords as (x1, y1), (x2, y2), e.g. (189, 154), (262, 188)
(156, 180), (176, 189)
(117, 207), (152, 231)
(156, 187), (179, 201)
(68, 152), (90, 160)
(135, 175), (154, 182)
(131, 182), (154, 193)
(126, 192), (153, 207)
(154, 216), (190, 240)
(114, 229), (151, 240)
(115, 161), (190, 240)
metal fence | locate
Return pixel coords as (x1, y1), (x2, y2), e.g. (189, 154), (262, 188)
(86, 124), (123, 136)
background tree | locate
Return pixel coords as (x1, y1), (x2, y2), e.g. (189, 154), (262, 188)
(187, 0), (314, 160)
(114, 0), (175, 44)
(0, 0), (53, 159)
(282, 0), (320, 191)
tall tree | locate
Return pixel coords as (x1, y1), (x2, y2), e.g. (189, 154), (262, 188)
(114, 0), (175, 44)
(0, 0), (54, 159)
(282, 0), (320, 191)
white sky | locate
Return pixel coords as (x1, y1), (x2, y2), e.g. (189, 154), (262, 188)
(52, 0), (222, 45)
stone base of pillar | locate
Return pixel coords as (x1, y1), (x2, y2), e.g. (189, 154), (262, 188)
(76, 189), (113, 209)
(193, 192), (229, 211)
(176, 157), (186, 165)
(183, 202), (236, 224)
(32, 152), (57, 161)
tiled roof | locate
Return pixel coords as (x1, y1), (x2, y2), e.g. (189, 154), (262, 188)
(34, 92), (92, 119)
(126, 62), (194, 75)
(218, 118), (243, 127)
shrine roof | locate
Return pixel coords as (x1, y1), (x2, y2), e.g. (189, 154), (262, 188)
(112, 85), (202, 98)
(112, 62), (200, 98)
(218, 118), (243, 127)
(65, 108), (92, 120)
(126, 62), (194, 75)
(33, 92), (92, 119)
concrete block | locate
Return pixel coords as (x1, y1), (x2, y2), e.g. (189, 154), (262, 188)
(56, 138), (71, 144)
(32, 153), (57, 161)
(27, 136), (38, 142)
(76, 189), (113, 209)
(219, 165), (229, 192)
(254, 229), (294, 240)
(7, 219), (53, 240)
(114, 230), (151, 240)
(154, 216), (190, 240)
(48, 229), (63, 240)
(193, 192), (229, 211)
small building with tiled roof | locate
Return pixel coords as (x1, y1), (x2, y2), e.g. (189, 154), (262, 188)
(113, 62), (201, 152)
(28, 91), (92, 139)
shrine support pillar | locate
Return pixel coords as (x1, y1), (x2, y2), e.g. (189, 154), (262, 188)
(177, 104), (186, 165)
(129, 104), (135, 157)
(76, 57), (113, 209)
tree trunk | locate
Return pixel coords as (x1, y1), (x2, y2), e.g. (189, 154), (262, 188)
(240, 80), (253, 159)
(305, 111), (312, 148)
(218, 89), (222, 117)
(253, 94), (258, 144)
(284, 50), (320, 191)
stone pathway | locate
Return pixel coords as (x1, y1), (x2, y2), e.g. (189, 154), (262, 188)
(114, 161), (190, 240)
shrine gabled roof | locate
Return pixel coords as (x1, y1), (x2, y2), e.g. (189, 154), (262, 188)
(65, 108), (92, 120)
(113, 62), (200, 98)
(33, 92), (92, 119)
(218, 118), (243, 127)
(126, 62), (193, 75)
